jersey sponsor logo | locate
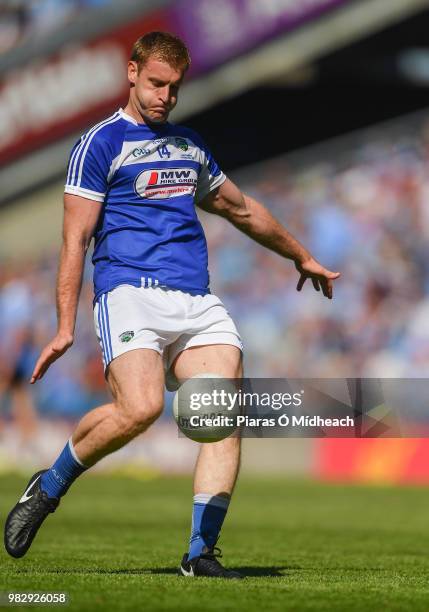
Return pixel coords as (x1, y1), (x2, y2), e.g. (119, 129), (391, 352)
(132, 146), (151, 159)
(134, 167), (198, 199)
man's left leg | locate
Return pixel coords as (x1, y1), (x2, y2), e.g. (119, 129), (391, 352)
(173, 344), (243, 579)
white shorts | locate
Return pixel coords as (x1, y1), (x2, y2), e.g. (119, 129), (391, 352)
(93, 284), (243, 389)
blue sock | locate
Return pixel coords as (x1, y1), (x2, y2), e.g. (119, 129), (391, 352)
(188, 494), (230, 560)
(40, 438), (87, 498)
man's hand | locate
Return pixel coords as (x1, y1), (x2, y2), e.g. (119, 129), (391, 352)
(295, 257), (341, 299)
(30, 333), (74, 383)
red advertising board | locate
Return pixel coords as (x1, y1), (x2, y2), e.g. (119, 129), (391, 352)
(0, 10), (169, 166)
(315, 438), (429, 484)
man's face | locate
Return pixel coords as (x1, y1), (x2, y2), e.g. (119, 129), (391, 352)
(128, 57), (185, 124)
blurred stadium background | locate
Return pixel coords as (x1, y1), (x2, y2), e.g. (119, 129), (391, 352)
(1, 0), (429, 483)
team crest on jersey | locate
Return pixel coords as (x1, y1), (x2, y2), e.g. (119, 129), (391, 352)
(175, 137), (188, 151)
(119, 330), (134, 343)
(134, 167), (198, 199)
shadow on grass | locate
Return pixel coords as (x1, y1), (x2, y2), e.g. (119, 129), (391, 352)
(230, 566), (291, 577)
(14, 566), (293, 577)
(151, 566), (291, 577)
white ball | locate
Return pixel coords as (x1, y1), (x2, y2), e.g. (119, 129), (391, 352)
(173, 373), (240, 443)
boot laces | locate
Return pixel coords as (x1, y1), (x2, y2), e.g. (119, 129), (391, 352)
(202, 546), (223, 559)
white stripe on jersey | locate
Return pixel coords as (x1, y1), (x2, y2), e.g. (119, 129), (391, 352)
(106, 138), (200, 185)
(67, 112), (119, 186)
(67, 112), (120, 187)
(76, 114), (122, 188)
(64, 185), (105, 201)
(67, 112), (118, 186)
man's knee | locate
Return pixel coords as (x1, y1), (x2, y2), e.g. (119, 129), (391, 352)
(116, 395), (164, 437)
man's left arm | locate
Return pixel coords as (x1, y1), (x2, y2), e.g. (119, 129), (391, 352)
(197, 177), (341, 299)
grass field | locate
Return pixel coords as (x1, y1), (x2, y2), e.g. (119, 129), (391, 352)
(1, 473), (429, 611)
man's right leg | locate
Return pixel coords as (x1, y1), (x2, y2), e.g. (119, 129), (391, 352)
(4, 348), (164, 558)
(72, 348), (164, 466)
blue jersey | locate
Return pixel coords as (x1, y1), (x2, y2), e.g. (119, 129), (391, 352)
(64, 108), (226, 301)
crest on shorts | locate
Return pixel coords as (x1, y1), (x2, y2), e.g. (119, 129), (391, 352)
(119, 330), (134, 343)
(175, 137), (188, 151)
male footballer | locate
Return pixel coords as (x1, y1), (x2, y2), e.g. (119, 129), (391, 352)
(4, 32), (340, 578)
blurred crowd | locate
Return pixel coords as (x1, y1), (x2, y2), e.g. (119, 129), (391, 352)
(210, 120), (429, 380)
(0, 0), (112, 54)
(1, 114), (429, 429)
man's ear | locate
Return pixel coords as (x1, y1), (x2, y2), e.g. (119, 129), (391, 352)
(127, 61), (138, 85)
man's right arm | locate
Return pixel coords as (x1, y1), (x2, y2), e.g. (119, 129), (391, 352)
(30, 194), (102, 383)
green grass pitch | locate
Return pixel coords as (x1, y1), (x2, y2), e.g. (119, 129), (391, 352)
(1, 473), (429, 611)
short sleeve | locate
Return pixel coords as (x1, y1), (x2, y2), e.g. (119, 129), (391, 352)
(64, 133), (112, 202)
(194, 136), (226, 203)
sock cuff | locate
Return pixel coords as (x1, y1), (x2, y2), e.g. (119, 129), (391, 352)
(68, 438), (87, 469)
(193, 493), (230, 510)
